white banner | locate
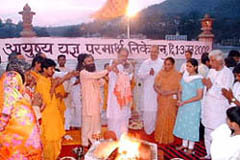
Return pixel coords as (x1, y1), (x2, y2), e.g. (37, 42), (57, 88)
(0, 37), (212, 62)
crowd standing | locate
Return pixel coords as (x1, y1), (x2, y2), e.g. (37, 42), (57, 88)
(0, 48), (240, 160)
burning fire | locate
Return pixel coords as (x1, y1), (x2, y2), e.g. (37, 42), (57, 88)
(115, 133), (141, 160)
(92, 132), (154, 160)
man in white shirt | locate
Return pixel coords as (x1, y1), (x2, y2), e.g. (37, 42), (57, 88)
(137, 45), (163, 135)
(180, 50), (193, 75)
(107, 48), (133, 139)
(201, 50), (234, 159)
(57, 55), (73, 130)
(198, 52), (210, 78)
(57, 55), (71, 72)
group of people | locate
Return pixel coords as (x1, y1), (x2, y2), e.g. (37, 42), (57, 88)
(0, 48), (136, 159)
(139, 48), (240, 159)
(0, 52), (78, 159)
(0, 46), (240, 160)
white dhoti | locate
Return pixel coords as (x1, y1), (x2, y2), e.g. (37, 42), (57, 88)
(107, 100), (131, 139)
(204, 127), (214, 157)
(143, 111), (157, 135)
(107, 62), (132, 139)
(108, 116), (129, 139)
(70, 82), (82, 128)
(64, 107), (74, 130)
(201, 67), (234, 157)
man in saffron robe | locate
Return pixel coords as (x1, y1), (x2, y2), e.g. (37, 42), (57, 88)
(80, 55), (114, 147)
(35, 58), (76, 160)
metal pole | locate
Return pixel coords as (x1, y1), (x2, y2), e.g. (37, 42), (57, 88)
(127, 17), (130, 39)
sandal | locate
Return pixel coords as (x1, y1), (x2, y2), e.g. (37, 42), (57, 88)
(175, 145), (187, 151)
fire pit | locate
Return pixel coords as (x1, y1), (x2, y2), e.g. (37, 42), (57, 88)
(85, 135), (157, 160)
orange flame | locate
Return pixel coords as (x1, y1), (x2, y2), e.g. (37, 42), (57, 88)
(115, 133), (141, 159)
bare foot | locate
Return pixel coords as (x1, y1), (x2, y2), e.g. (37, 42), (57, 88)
(175, 145), (187, 151)
(200, 155), (211, 159)
(185, 149), (195, 155)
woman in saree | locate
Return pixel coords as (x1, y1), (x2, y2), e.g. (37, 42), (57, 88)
(0, 60), (42, 159)
(154, 57), (182, 144)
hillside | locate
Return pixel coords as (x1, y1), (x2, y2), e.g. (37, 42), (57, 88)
(142, 0), (240, 19)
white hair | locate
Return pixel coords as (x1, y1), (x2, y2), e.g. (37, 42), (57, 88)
(209, 50), (225, 61)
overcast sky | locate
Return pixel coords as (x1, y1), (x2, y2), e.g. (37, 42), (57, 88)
(0, 0), (165, 26)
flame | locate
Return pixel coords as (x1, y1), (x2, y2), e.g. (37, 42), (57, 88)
(126, 0), (139, 18)
(115, 133), (140, 160)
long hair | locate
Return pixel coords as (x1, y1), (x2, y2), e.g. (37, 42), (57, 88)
(187, 58), (199, 73)
(76, 54), (88, 71)
(165, 57), (175, 65)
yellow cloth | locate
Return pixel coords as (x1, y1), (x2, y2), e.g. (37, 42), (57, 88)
(55, 84), (67, 124)
(35, 75), (65, 160)
(91, 0), (129, 20)
(30, 70), (41, 80)
(154, 68), (181, 144)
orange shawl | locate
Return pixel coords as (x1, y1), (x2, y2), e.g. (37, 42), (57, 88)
(114, 72), (132, 108)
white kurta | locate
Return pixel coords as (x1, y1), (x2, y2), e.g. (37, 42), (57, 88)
(107, 63), (132, 139)
(198, 63), (209, 78)
(210, 124), (240, 160)
(69, 77), (82, 127)
(180, 62), (186, 73)
(58, 67), (73, 130)
(137, 58), (163, 134)
(180, 62), (190, 78)
(202, 67), (234, 129)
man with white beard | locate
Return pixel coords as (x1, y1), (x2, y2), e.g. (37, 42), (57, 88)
(137, 45), (163, 135)
(201, 50), (234, 159)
